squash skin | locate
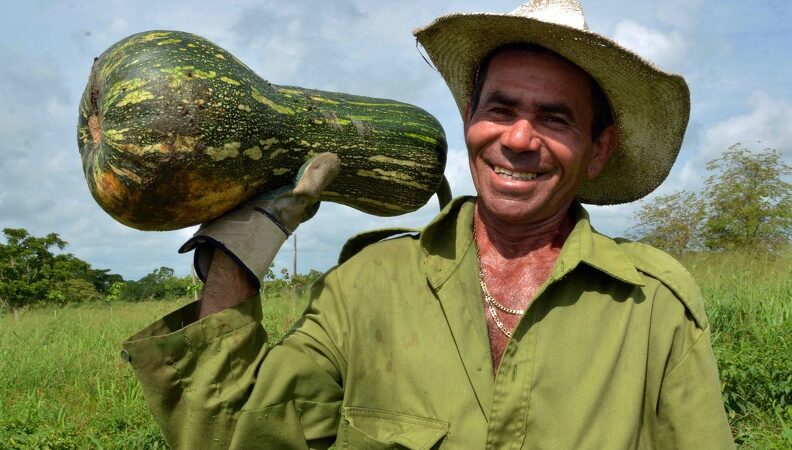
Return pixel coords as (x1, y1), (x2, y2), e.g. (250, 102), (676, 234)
(78, 30), (447, 231)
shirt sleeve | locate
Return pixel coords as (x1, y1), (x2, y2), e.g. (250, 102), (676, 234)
(651, 286), (735, 449)
(122, 270), (349, 450)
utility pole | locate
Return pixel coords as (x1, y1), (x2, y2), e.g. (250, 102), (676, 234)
(191, 265), (199, 301)
(292, 232), (297, 278)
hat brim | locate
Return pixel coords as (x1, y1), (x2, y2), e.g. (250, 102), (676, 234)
(414, 13), (690, 205)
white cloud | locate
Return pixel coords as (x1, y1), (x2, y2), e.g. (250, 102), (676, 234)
(443, 148), (476, 197)
(109, 17), (129, 34)
(673, 91), (792, 191)
(587, 202), (641, 238)
(700, 92), (792, 161)
(612, 20), (687, 69)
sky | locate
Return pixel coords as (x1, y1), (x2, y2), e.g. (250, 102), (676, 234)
(0, 0), (790, 280)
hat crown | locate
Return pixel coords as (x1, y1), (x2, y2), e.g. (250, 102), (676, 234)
(509, 0), (589, 30)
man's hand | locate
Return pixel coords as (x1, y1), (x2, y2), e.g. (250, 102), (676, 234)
(178, 152), (341, 318)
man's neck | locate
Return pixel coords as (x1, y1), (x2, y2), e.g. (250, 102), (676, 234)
(473, 201), (576, 372)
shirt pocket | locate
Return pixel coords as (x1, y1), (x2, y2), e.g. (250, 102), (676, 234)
(337, 406), (449, 450)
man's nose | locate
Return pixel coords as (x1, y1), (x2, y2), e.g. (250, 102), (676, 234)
(500, 118), (540, 153)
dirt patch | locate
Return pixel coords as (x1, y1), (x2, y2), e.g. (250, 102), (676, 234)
(88, 114), (102, 145)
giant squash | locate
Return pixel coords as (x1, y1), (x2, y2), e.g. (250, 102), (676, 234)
(78, 30), (447, 231)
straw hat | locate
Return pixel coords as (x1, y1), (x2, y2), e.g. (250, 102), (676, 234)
(414, 0), (690, 205)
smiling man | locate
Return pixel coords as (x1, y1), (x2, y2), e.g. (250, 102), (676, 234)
(124, 1), (734, 449)
(462, 45), (619, 367)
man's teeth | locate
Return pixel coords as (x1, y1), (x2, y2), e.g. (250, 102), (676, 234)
(493, 166), (537, 180)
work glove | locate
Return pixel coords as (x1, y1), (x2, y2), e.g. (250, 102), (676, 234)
(179, 152), (341, 289)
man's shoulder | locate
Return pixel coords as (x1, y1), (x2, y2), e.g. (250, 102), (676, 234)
(336, 196), (475, 266)
(609, 237), (707, 329)
(337, 227), (423, 266)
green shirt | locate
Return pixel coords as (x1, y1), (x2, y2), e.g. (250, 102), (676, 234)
(124, 197), (734, 449)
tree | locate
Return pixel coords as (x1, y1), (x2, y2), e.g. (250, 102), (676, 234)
(0, 228), (67, 309)
(0, 228), (122, 309)
(120, 266), (196, 301)
(628, 190), (705, 255)
(702, 146), (791, 252)
(629, 145), (791, 254)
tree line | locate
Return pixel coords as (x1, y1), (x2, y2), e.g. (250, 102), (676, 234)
(0, 229), (325, 311)
(0, 229), (199, 311)
(629, 145), (791, 255)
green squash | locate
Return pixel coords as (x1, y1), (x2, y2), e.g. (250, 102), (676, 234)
(78, 30), (447, 231)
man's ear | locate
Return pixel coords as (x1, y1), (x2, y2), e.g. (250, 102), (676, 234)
(463, 101), (472, 132)
(586, 125), (618, 178)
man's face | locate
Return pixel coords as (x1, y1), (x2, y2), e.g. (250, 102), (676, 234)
(464, 50), (616, 226)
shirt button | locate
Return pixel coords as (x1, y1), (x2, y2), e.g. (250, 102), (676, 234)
(120, 349), (131, 363)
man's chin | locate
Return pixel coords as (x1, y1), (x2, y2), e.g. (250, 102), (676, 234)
(478, 198), (541, 223)
(476, 193), (572, 227)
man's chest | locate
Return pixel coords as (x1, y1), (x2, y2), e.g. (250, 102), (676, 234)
(338, 271), (661, 449)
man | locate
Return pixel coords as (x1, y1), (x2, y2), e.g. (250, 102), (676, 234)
(123, 1), (734, 448)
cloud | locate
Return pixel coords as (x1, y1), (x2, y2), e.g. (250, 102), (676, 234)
(587, 202), (642, 238)
(0, 47), (73, 221)
(675, 91), (792, 189)
(612, 20), (687, 70)
(654, 0), (702, 29)
(224, 0), (444, 106)
(700, 92), (792, 160)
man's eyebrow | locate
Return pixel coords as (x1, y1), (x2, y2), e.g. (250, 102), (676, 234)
(480, 90), (520, 107)
(480, 92), (577, 120)
(534, 101), (575, 119)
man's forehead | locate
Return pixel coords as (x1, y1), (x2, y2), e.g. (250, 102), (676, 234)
(479, 50), (594, 101)
(484, 48), (593, 86)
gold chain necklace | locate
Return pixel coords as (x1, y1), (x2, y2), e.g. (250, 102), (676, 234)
(473, 223), (525, 338)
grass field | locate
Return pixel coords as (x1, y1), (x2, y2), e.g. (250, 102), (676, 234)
(1, 253), (790, 449)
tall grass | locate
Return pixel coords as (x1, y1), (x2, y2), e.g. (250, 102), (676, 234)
(683, 251), (792, 448)
(0, 253), (789, 448)
(0, 296), (308, 449)
(0, 301), (179, 448)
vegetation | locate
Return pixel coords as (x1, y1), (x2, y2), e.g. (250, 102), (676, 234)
(629, 190), (705, 253)
(0, 228), (120, 310)
(1, 252), (790, 448)
(0, 291), (309, 449)
(0, 228), (202, 311)
(112, 267), (199, 303)
(702, 146), (791, 252)
(682, 252), (792, 448)
(630, 146), (791, 255)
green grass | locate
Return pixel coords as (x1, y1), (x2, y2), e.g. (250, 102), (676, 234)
(0, 253), (789, 449)
(682, 252), (792, 448)
(0, 295), (308, 449)
(0, 301), (178, 449)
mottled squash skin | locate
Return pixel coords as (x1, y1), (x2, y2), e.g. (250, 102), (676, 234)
(78, 30), (447, 231)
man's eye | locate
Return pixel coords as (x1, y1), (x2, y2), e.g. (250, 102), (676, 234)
(488, 107), (512, 115)
(544, 115), (569, 124)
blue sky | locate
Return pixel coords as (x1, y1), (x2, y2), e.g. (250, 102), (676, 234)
(1, 0), (790, 280)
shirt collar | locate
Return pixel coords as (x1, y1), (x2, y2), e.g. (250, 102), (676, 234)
(553, 203), (644, 286)
(421, 197), (644, 288)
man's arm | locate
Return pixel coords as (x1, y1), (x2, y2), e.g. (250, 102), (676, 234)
(123, 267), (348, 449)
(123, 153), (345, 449)
(644, 280), (735, 449)
(199, 249), (257, 319)
(654, 326), (735, 449)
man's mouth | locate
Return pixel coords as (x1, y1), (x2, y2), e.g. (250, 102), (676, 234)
(492, 165), (538, 181)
